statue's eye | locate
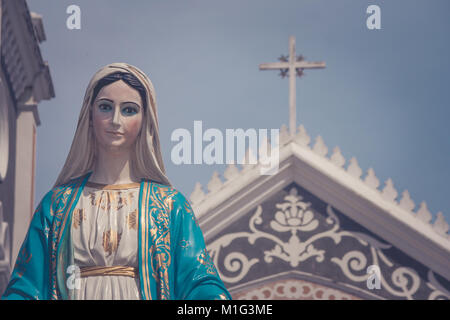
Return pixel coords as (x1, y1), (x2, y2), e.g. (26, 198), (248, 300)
(122, 106), (138, 116)
(99, 104), (112, 112)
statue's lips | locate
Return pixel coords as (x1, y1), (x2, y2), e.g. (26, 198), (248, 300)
(106, 131), (124, 136)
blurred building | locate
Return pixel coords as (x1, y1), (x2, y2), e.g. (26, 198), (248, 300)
(0, 0), (54, 294)
(191, 124), (450, 299)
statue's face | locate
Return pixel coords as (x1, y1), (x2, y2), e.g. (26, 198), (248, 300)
(91, 80), (143, 153)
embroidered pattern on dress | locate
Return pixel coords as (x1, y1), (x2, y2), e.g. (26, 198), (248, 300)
(72, 208), (86, 229)
(216, 293), (228, 300)
(179, 240), (191, 249)
(49, 175), (85, 299)
(127, 209), (138, 230)
(102, 229), (122, 256)
(16, 248), (32, 278)
(89, 190), (132, 211)
(183, 200), (199, 228)
(142, 183), (179, 299)
(197, 248), (218, 275)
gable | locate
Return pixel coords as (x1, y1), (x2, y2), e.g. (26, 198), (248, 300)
(193, 125), (450, 299)
(205, 181), (450, 299)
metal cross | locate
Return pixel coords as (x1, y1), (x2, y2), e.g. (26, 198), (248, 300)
(259, 36), (325, 137)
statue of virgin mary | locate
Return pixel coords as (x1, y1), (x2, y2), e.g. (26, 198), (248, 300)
(1, 63), (231, 300)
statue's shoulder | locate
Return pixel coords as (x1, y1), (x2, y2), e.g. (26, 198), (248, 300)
(149, 180), (178, 196)
(48, 174), (87, 206)
(31, 174), (86, 222)
(147, 181), (191, 213)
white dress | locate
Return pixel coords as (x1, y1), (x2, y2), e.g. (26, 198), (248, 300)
(70, 181), (141, 300)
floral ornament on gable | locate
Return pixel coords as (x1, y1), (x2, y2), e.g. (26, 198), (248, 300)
(208, 186), (353, 283)
(268, 188), (320, 267)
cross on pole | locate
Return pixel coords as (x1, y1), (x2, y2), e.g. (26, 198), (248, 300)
(259, 36), (326, 137)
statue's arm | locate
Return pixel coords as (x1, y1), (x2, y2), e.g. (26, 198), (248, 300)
(1, 191), (53, 300)
(171, 191), (232, 300)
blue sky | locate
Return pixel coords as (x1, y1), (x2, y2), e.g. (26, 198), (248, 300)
(27, 0), (450, 224)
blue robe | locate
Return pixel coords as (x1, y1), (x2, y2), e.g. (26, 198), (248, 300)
(1, 172), (231, 300)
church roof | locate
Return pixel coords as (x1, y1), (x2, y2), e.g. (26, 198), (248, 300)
(190, 123), (450, 280)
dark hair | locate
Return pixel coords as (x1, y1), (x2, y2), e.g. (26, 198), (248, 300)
(90, 72), (147, 110)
